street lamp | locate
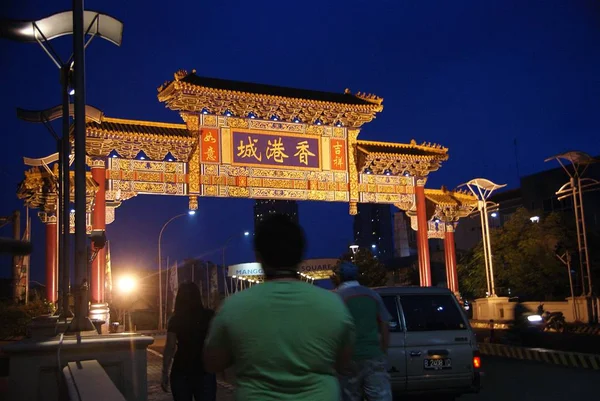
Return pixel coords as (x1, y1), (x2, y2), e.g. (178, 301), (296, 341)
(18, 105), (103, 319)
(459, 178), (506, 297)
(1, 9), (123, 332)
(546, 151), (599, 298)
(116, 275), (137, 332)
(222, 231), (251, 299)
(157, 212), (195, 330)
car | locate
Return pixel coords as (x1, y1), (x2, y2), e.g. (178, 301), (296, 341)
(374, 286), (481, 400)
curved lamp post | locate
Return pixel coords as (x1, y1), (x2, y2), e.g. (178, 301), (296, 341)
(459, 178), (506, 297)
(157, 211), (195, 330)
(1, 9), (123, 331)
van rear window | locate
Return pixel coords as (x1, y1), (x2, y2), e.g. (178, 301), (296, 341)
(399, 295), (467, 331)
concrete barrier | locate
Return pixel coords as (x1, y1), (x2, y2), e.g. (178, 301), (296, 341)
(479, 343), (600, 370)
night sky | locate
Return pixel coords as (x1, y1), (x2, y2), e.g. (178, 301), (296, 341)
(1, 0), (599, 284)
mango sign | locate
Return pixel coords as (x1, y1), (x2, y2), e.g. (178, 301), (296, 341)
(227, 259), (338, 277)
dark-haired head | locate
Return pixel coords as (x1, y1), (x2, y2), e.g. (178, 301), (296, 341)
(254, 214), (306, 278)
(174, 282), (204, 316)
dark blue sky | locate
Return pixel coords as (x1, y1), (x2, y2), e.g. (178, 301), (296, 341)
(1, 0), (599, 283)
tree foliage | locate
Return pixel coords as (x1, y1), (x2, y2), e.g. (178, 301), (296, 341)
(458, 208), (574, 301)
(331, 248), (388, 288)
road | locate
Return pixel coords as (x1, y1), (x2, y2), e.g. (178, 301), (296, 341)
(149, 337), (600, 400)
(459, 356), (599, 400)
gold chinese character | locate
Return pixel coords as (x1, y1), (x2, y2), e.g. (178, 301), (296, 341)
(204, 145), (217, 161)
(333, 142), (343, 155)
(266, 138), (289, 163)
(333, 156), (344, 167)
(294, 140), (316, 165)
(237, 136), (262, 161)
(204, 131), (217, 143)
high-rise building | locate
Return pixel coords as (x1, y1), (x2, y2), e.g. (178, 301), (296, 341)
(353, 203), (394, 261)
(254, 200), (299, 231)
(393, 211), (416, 258)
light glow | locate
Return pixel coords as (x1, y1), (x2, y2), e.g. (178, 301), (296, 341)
(117, 276), (136, 294)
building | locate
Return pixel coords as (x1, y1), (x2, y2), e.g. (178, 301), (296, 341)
(253, 200), (299, 231)
(393, 211), (416, 258)
(353, 203), (394, 261)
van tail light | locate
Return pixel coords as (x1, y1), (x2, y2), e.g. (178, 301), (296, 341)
(473, 351), (481, 369)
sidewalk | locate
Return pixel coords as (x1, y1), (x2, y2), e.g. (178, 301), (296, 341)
(147, 351), (235, 401)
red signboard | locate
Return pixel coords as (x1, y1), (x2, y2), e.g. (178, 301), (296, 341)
(201, 128), (220, 163)
(330, 139), (347, 171)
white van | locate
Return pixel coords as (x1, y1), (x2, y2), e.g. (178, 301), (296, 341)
(374, 286), (481, 400)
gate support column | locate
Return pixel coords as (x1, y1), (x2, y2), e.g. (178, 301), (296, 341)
(415, 179), (431, 286)
(444, 223), (459, 294)
(91, 159), (106, 303)
(41, 212), (58, 303)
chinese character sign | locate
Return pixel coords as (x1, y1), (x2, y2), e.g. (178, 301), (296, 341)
(201, 129), (220, 163)
(232, 131), (320, 168)
(330, 139), (347, 171)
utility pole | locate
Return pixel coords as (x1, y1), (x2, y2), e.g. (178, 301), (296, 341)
(12, 210), (21, 303)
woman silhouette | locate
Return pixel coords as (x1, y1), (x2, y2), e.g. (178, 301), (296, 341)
(162, 282), (216, 401)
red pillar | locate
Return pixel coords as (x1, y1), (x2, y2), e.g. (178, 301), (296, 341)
(415, 183), (432, 286)
(444, 224), (459, 294)
(91, 160), (106, 303)
(45, 218), (58, 303)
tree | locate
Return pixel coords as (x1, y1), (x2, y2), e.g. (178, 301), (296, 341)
(458, 208), (574, 301)
(331, 248), (388, 288)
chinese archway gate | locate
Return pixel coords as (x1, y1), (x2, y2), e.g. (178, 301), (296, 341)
(18, 69), (477, 311)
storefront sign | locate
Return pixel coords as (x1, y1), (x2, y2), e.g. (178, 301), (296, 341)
(228, 262), (264, 277)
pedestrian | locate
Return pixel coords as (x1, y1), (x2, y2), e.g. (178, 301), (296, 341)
(162, 282), (216, 401)
(203, 214), (355, 400)
(336, 261), (392, 401)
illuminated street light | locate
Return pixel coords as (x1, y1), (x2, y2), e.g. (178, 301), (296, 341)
(371, 244), (377, 249)
(491, 212), (498, 218)
(244, 231), (250, 236)
(117, 276), (137, 294)
(158, 212), (195, 329)
(459, 178), (506, 297)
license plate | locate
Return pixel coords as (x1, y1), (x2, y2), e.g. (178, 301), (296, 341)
(424, 358), (452, 370)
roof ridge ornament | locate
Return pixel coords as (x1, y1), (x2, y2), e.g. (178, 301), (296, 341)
(354, 91), (383, 105)
(174, 69), (189, 81)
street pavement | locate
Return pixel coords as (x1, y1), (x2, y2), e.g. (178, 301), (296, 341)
(147, 351), (234, 401)
(148, 336), (600, 400)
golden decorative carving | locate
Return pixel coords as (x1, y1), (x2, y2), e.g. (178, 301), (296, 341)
(248, 120), (304, 133)
(203, 164), (219, 175)
(180, 113), (200, 131)
(189, 196), (198, 211)
(332, 127), (345, 138)
(87, 117), (196, 162)
(158, 70), (383, 128)
(349, 201), (357, 215)
(202, 115), (218, 127)
(305, 125), (325, 136)
(226, 117), (249, 129)
(106, 207), (116, 225)
(347, 129), (360, 209)
(228, 186), (250, 197)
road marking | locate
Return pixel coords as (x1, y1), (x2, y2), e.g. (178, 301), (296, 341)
(479, 343), (600, 371)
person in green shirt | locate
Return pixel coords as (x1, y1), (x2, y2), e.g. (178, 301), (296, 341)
(203, 214), (355, 400)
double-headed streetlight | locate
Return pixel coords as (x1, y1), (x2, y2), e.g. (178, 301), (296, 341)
(157, 211), (195, 330)
(1, 9), (123, 331)
(459, 178), (506, 297)
(222, 231), (250, 298)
